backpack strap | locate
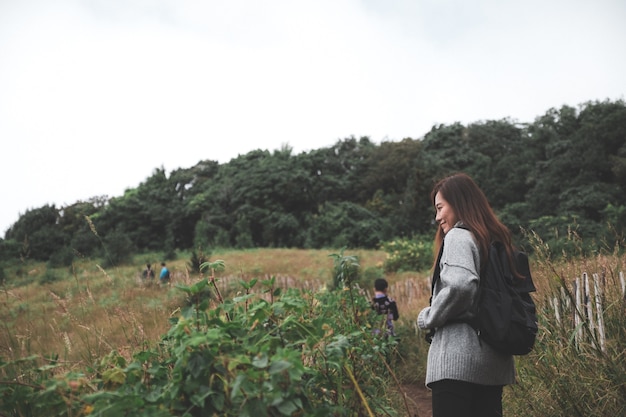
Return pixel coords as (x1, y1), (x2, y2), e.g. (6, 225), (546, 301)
(425, 243), (444, 343)
(430, 242), (444, 299)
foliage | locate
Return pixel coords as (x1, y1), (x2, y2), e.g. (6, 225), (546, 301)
(526, 215), (611, 256)
(305, 202), (390, 249)
(192, 220), (215, 253)
(187, 249), (211, 275)
(328, 249), (361, 290)
(601, 204), (626, 245)
(38, 269), (61, 285)
(504, 233), (626, 417)
(3, 100), (626, 261)
(60, 201), (104, 258)
(360, 265), (385, 293)
(0, 260), (404, 417)
(4, 204), (67, 262)
(47, 246), (76, 268)
(3, 238), (626, 416)
(381, 238), (433, 273)
(0, 238), (21, 262)
(100, 230), (135, 267)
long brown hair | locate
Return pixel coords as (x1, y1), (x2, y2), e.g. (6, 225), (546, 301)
(431, 172), (519, 276)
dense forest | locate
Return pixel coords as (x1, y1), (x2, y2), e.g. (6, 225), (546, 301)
(1, 100), (625, 266)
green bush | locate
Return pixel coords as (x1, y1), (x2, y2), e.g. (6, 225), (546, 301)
(0, 272), (405, 416)
(187, 249), (211, 275)
(47, 247), (75, 268)
(305, 202), (391, 249)
(100, 230), (135, 267)
(381, 237), (433, 272)
(0, 239), (21, 262)
(38, 269), (60, 285)
(329, 249), (361, 290)
(70, 229), (101, 258)
(193, 219), (216, 251)
(361, 265), (384, 292)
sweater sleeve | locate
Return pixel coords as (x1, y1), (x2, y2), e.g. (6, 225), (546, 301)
(417, 228), (480, 330)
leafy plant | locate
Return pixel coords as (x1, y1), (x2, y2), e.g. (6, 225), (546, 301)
(328, 248), (360, 290)
(187, 249), (210, 275)
(381, 237), (433, 272)
(38, 269), (60, 285)
(0, 257), (407, 416)
(101, 230), (135, 267)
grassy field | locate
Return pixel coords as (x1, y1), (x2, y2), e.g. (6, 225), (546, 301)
(1, 248), (429, 366)
(2, 243), (625, 416)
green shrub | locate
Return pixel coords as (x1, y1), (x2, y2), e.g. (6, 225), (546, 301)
(305, 202), (391, 249)
(329, 249), (361, 290)
(187, 249), (211, 275)
(70, 229), (101, 257)
(38, 269), (60, 285)
(47, 247), (75, 268)
(381, 238), (433, 272)
(100, 230), (135, 267)
(0, 238), (21, 262)
(193, 219), (216, 250)
(361, 265), (384, 292)
(0, 272), (405, 416)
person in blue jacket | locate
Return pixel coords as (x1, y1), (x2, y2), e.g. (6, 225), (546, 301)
(159, 262), (171, 284)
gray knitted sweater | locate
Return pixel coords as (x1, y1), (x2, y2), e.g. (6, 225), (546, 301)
(417, 227), (516, 387)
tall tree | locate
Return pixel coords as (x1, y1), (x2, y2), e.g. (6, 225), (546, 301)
(526, 102), (626, 222)
(5, 204), (66, 261)
(96, 167), (185, 253)
(357, 138), (423, 237)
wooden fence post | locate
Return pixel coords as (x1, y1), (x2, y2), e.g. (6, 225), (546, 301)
(574, 276), (582, 348)
(552, 297), (560, 324)
(593, 273), (606, 352)
(584, 273), (595, 340)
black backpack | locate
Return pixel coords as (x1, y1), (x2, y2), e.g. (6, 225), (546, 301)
(428, 236), (538, 356)
(473, 241), (538, 355)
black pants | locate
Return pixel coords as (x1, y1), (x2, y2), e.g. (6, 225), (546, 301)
(430, 379), (503, 417)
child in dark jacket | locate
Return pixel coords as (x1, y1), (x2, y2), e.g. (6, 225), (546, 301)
(371, 278), (399, 337)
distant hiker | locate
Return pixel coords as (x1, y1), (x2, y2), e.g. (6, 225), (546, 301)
(142, 263), (155, 280)
(371, 278), (399, 337)
(159, 262), (171, 284)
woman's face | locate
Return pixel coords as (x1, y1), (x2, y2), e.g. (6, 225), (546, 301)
(434, 191), (458, 235)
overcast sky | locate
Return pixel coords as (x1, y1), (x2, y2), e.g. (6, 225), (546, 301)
(1, 0), (625, 236)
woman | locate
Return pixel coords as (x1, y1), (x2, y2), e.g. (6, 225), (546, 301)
(417, 173), (519, 417)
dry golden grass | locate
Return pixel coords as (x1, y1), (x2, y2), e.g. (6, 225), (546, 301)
(1, 248), (432, 368)
(1, 261), (180, 366)
(216, 248), (433, 326)
(9, 246), (592, 370)
(4, 245), (624, 416)
(212, 247), (387, 280)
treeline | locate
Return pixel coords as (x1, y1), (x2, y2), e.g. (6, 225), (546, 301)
(2, 100), (626, 266)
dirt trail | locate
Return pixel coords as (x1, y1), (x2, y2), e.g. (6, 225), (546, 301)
(398, 384), (432, 417)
